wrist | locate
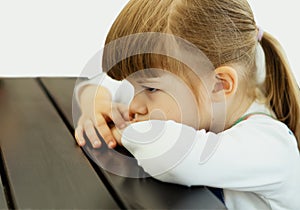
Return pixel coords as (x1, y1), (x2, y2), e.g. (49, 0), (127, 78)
(79, 85), (111, 109)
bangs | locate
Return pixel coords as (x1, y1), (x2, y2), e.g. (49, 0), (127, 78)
(104, 53), (185, 81)
(101, 32), (210, 81)
(102, 32), (177, 80)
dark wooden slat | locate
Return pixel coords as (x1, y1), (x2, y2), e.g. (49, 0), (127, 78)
(0, 177), (8, 209)
(41, 77), (227, 209)
(0, 79), (119, 209)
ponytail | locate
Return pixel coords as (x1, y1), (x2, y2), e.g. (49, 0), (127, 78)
(260, 32), (300, 149)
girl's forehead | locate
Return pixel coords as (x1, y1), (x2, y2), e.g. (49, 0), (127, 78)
(127, 69), (181, 84)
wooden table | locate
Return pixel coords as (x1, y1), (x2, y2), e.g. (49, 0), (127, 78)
(0, 78), (227, 209)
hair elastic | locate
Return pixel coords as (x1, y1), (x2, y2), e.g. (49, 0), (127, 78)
(257, 26), (264, 42)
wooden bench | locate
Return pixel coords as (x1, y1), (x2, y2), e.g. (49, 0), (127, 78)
(0, 78), (226, 209)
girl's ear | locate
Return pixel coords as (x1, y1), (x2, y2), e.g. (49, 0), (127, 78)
(211, 66), (238, 102)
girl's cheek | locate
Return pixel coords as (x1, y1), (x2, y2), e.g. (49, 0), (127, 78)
(149, 108), (168, 121)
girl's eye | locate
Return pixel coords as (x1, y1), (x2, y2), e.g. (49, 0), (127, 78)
(143, 86), (159, 93)
(146, 88), (157, 93)
(147, 88), (157, 92)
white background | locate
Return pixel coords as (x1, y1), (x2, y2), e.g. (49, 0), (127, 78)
(0, 0), (299, 84)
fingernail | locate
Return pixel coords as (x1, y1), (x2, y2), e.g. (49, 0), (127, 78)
(93, 141), (101, 148)
(119, 123), (126, 129)
(108, 141), (115, 149)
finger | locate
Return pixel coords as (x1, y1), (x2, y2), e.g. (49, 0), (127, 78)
(95, 115), (117, 149)
(83, 120), (102, 148)
(102, 103), (127, 129)
(111, 126), (123, 146)
(110, 107), (127, 129)
(98, 102), (129, 127)
(75, 126), (86, 146)
(117, 104), (131, 121)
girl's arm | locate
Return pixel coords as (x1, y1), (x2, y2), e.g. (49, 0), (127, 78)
(121, 118), (299, 193)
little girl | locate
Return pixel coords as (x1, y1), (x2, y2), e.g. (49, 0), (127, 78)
(74, 0), (300, 209)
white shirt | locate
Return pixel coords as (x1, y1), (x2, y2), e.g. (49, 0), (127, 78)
(76, 73), (300, 210)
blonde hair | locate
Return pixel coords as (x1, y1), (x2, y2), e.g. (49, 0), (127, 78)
(103, 0), (300, 148)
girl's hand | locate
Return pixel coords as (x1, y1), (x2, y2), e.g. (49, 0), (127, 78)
(75, 85), (130, 149)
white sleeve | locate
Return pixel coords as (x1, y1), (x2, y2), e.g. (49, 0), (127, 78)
(74, 72), (134, 105)
(121, 118), (299, 192)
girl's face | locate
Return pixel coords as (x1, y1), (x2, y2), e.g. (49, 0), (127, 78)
(127, 71), (211, 130)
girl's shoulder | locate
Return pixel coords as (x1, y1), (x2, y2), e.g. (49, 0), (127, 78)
(226, 113), (298, 152)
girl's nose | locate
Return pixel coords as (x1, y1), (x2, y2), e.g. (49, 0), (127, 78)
(129, 93), (148, 118)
